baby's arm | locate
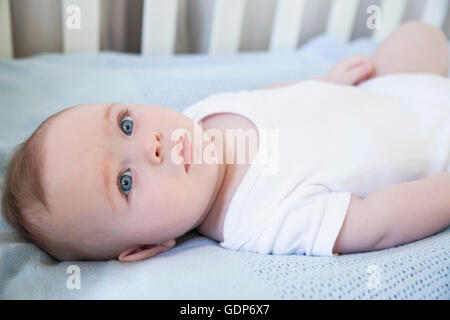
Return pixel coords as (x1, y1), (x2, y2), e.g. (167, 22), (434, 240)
(333, 173), (450, 254)
(261, 55), (374, 90)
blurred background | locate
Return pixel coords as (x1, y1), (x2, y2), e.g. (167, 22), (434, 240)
(9, 0), (450, 58)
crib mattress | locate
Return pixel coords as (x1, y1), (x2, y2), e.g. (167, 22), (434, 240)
(0, 35), (449, 299)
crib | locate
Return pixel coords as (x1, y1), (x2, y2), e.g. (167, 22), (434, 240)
(0, 0), (449, 58)
(0, 0), (449, 300)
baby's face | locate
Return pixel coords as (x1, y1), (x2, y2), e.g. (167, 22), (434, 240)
(42, 103), (221, 257)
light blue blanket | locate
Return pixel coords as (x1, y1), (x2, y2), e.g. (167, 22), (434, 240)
(0, 35), (449, 299)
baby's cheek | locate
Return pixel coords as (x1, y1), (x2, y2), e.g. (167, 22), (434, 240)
(139, 186), (172, 217)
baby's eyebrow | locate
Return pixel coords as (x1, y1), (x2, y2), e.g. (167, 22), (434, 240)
(104, 103), (115, 121)
(102, 103), (126, 214)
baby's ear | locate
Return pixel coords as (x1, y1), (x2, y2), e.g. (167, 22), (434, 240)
(118, 239), (176, 262)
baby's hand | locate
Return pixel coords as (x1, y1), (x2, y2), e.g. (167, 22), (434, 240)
(324, 55), (375, 86)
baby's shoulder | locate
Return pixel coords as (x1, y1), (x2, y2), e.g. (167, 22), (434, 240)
(200, 112), (257, 133)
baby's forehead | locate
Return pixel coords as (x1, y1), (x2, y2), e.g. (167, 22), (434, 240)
(45, 104), (108, 139)
(43, 105), (108, 197)
(46, 105), (108, 151)
(53, 103), (107, 122)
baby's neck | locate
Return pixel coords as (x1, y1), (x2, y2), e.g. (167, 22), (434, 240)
(194, 161), (228, 241)
(192, 112), (259, 242)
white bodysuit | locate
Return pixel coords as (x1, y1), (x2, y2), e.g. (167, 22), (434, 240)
(182, 73), (450, 256)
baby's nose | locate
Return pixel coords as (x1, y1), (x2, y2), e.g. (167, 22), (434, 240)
(147, 132), (162, 165)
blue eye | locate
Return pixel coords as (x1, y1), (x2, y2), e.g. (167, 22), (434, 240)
(121, 116), (133, 136)
(118, 170), (132, 196)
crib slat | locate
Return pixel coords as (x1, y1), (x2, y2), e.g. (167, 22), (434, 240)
(269, 0), (307, 52)
(373, 0), (408, 42)
(62, 0), (100, 53)
(209, 0), (246, 55)
(0, 0), (13, 58)
(421, 0), (449, 28)
(141, 0), (178, 55)
(326, 0), (359, 42)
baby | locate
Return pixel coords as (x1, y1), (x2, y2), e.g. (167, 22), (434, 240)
(2, 22), (450, 262)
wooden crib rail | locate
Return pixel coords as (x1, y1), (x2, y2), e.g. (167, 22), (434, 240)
(62, 0), (100, 53)
(325, 0), (360, 43)
(0, 0), (449, 59)
(269, 0), (307, 52)
(141, 0), (178, 55)
(0, 0), (13, 58)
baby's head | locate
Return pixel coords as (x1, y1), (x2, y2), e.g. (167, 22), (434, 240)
(1, 103), (223, 261)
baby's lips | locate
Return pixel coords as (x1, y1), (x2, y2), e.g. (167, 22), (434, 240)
(170, 134), (184, 166)
(183, 132), (192, 165)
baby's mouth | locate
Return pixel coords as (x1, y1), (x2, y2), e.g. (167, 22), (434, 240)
(182, 133), (192, 173)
